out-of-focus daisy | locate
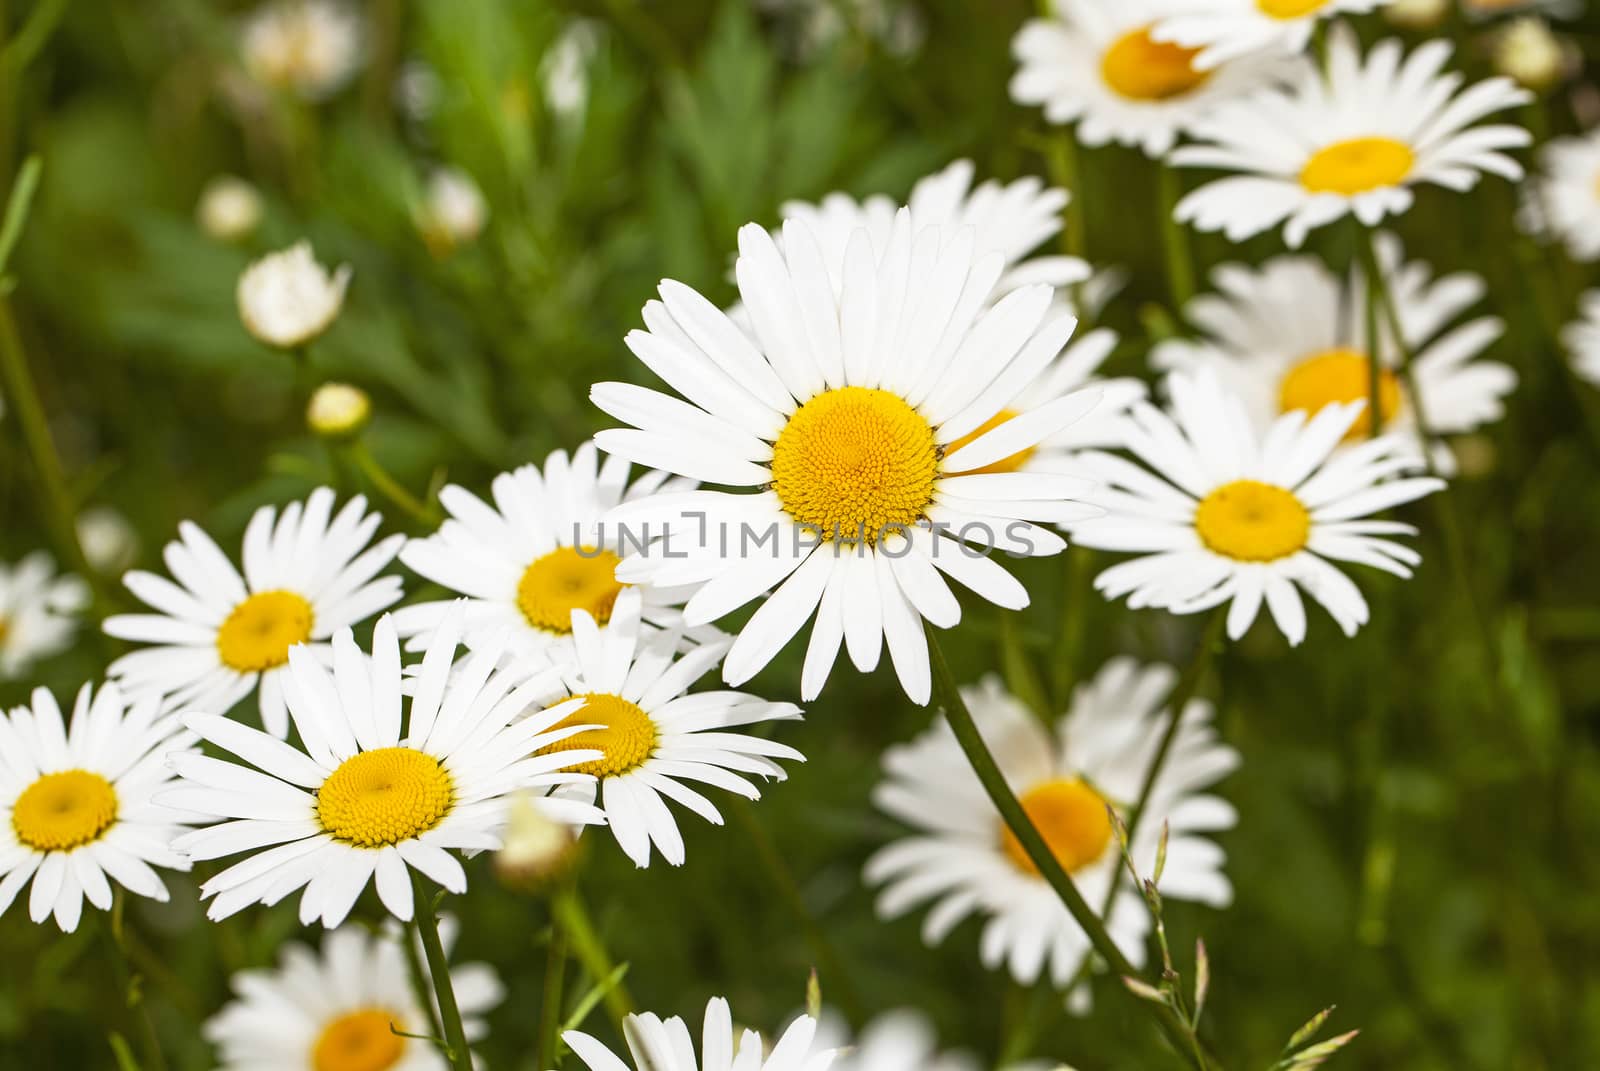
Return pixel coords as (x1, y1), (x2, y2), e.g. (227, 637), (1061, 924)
(77, 506), (140, 576)
(242, 0), (363, 100)
(395, 442), (703, 665)
(563, 996), (838, 1071)
(1153, 0), (1382, 69)
(164, 616), (602, 927)
(105, 489), (404, 738)
(865, 661), (1238, 996)
(204, 919), (502, 1070)
(0, 683), (194, 932)
(593, 212), (1100, 705)
(197, 175), (264, 242)
(539, 588), (803, 868)
(237, 241), (352, 350)
(1522, 130), (1600, 262)
(1174, 27), (1531, 246)
(1010, 0), (1304, 158)
(1152, 235), (1515, 470)
(1493, 17), (1570, 92)
(1561, 291), (1600, 387)
(1462, 0), (1579, 20)
(1385, 0), (1449, 28)
(1070, 370), (1445, 644)
(809, 1008), (1069, 1071)
(416, 168), (488, 254)
(543, 20), (600, 117)
(0, 553), (88, 680)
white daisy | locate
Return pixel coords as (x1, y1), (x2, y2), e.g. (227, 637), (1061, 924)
(162, 614), (602, 927)
(1522, 129), (1600, 262)
(394, 441), (708, 666)
(1070, 369), (1445, 645)
(242, 0), (363, 100)
(809, 1009), (1056, 1071)
(204, 918), (502, 1071)
(237, 241), (352, 349)
(865, 660), (1238, 997)
(0, 552), (88, 680)
(1010, 0), (1306, 158)
(0, 682), (195, 932)
(562, 996), (838, 1071)
(1152, 0), (1383, 70)
(1561, 290), (1600, 387)
(592, 211), (1101, 706)
(541, 587), (804, 868)
(1152, 234), (1515, 470)
(1173, 26), (1531, 246)
(104, 488), (405, 739)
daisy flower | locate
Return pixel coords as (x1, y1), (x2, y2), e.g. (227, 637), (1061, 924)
(0, 552), (88, 680)
(865, 660), (1239, 995)
(1522, 129), (1600, 262)
(394, 441), (707, 665)
(1152, 234), (1515, 470)
(541, 587), (805, 868)
(593, 211), (1100, 705)
(1561, 290), (1600, 387)
(1173, 26), (1531, 246)
(237, 241), (352, 349)
(1010, 0), (1305, 158)
(162, 615), (602, 927)
(242, 0), (363, 100)
(105, 488), (405, 738)
(1152, 0), (1383, 70)
(809, 1009), (1057, 1071)
(562, 996), (838, 1071)
(0, 682), (194, 932)
(204, 918), (502, 1071)
(1070, 370), (1445, 644)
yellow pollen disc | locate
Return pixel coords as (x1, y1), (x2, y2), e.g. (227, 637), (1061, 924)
(316, 748), (454, 848)
(1001, 778), (1113, 876)
(1299, 137), (1415, 196)
(12, 770), (119, 852)
(1101, 28), (1210, 102)
(1256, 0), (1328, 17)
(945, 409), (1035, 475)
(1194, 480), (1311, 563)
(517, 546), (624, 633)
(539, 693), (657, 779)
(216, 589), (314, 673)
(770, 387), (939, 544)
(1278, 348), (1403, 440)
(312, 1008), (406, 1071)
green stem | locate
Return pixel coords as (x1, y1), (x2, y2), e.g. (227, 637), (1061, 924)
(925, 625), (1209, 1070)
(401, 911), (446, 1043)
(551, 883), (635, 1031)
(1358, 224), (1385, 439)
(1049, 546), (1093, 709)
(347, 440), (442, 527)
(107, 892), (168, 1071)
(1046, 131), (1085, 259)
(1158, 165), (1195, 313)
(410, 873), (474, 1070)
(537, 922), (570, 1071)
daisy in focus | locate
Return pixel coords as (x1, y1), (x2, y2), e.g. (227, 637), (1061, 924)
(539, 588), (805, 868)
(865, 661), (1238, 996)
(1010, 0), (1305, 158)
(105, 488), (404, 738)
(204, 919), (502, 1071)
(1152, 235), (1515, 470)
(593, 212), (1100, 705)
(163, 616), (602, 927)
(1173, 27), (1531, 246)
(394, 441), (707, 665)
(1522, 129), (1600, 262)
(1561, 291), (1600, 387)
(1152, 0), (1382, 69)
(1070, 370), (1445, 644)
(0, 552), (88, 680)
(561, 996), (838, 1071)
(0, 682), (194, 932)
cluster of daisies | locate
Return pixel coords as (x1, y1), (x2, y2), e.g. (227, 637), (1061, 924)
(2, 0), (1579, 1067)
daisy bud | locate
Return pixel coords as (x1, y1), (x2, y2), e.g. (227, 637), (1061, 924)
(416, 168), (488, 255)
(241, 0), (363, 100)
(196, 175), (263, 242)
(306, 382), (371, 440)
(236, 240), (351, 349)
(1384, 0), (1448, 30)
(492, 792), (579, 892)
(76, 506), (139, 575)
(1494, 17), (1567, 94)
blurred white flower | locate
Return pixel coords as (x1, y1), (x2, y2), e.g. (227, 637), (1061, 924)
(564, 997), (838, 1071)
(544, 20), (600, 117)
(236, 240), (351, 349)
(417, 168), (488, 253)
(76, 506), (139, 575)
(1153, 0), (1382, 70)
(1494, 17), (1568, 92)
(493, 791), (579, 890)
(0, 552), (88, 679)
(306, 381), (371, 439)
(1384, 0), (1449, 28)
(1562, 290), (1600, 387)
(196, 175), (263, 242)
(1522, 129), (1600, 261)
(241, 0), (362, 100)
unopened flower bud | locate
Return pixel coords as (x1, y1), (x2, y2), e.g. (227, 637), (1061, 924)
(416, 168), (488, 255)
(197, 176), (263, 241)
(493, 793), (580, 892)
(1495, 17), (1567, 94)
(237, 240), (351, 349)
(1384, 0), (1449, 30)
(306, 382), (371, 440)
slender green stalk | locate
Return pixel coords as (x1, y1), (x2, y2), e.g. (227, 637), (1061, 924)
(1158, 166), (1195, 312)
(925, 625), (1209, 1070)
(1046, 131), (1086, 258)
(410, 873), (475, 1070)
(347, 440), (442, 527)
(401, 913), (446, 1043)
(1049, 546), (1093, 708)
(537, 922), (570, 1071)
(551, 883), (636, 1031)
(1358, 227), (1385, 438)
(107, 892), (168, 1071)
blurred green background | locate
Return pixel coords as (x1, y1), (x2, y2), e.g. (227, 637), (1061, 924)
(4, 1), (1600, 1068)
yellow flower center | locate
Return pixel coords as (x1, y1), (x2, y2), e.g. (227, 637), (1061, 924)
(1278, 348), (1403, 440)
(1256, 0), (1329, 17)
(216, 589), (314, 672)
(12, 770), (119, 852)
(517, 547), (624, 633)
(1299, 137), (1415, 196)
(1000, 778), (1114, 876)
(1101, 28), (1210, 102)
(312, 1008), (407, 1071)
(539, 693), (657, 779)
(316, 748), (454, 848)
(1194, 480), (1311, 562)
(945, 409), (1035, 475)
(770, 387), (939, 544)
